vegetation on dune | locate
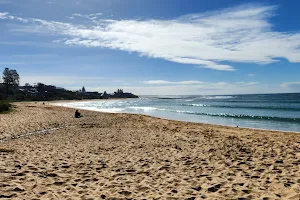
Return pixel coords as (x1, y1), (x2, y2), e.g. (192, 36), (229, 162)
(0, 100), (11, 113)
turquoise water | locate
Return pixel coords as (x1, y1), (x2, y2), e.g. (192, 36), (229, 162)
(56, 93), (300, 132)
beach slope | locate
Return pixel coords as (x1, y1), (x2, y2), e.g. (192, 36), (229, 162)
(1, 102), (300, 199)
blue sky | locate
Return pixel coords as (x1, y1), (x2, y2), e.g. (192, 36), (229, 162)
(0, 0), (300, 95)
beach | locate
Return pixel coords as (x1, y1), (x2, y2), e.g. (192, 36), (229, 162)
(54, 94), (300, 133)
(1, 102), (300, 199)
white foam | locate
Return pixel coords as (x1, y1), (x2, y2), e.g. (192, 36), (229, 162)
(129, 106), (158, 112)
(77, 107), (124, 113)
(53, 103), (124, 113)
(188, 103), (206, 107)
(201, 96), (235, 99)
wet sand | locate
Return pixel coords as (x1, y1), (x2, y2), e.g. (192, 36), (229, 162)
(1, 102), (300, 199)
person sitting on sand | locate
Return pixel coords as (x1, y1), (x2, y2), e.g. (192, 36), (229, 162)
(75, 110), (81, 118)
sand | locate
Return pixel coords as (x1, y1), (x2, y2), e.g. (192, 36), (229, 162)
(1, 102), (300, 199)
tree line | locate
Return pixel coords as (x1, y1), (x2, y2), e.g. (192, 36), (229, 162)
(1, 68), (138, 101)
(0, 68), (87, 101)
(1, 68), (20, 100)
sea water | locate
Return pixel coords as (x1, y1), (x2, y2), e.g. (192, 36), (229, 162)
(55, 93), (300, 132)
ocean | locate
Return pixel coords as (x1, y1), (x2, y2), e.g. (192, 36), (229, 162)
(55, 93), (300, 132)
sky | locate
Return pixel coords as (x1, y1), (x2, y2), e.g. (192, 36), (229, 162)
(0, 0), (300, 95)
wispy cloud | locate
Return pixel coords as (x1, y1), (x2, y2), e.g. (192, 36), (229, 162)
(1, 4), (300, 71)
(68, 13), (102, 21)
(140, 80), (262, 94)
(143, 80), (259, 87)
(0, 12), (8, 19)
(0, 40), (71, 48)
(280, 82), (300, 89)
(143, 80), (205, 85)
(81, 81), (267, 95)
(19, 75), (264, 95)
(244, 82), (259, 86)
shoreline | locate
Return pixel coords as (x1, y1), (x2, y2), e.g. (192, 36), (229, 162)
(52, 100), (300, 134)
(1, 101), (299, 143)
(1, 102), (300, 199)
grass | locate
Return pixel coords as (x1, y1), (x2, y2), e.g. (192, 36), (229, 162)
(0, 100), (11, 113)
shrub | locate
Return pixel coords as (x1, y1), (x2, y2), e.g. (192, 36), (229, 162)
(0, 100), (11, 113)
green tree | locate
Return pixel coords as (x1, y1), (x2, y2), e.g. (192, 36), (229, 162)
(2, 68), (20, 99)
(36, 83), (45, 95)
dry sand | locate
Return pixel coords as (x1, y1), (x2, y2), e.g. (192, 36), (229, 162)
(1, 102), (300, 199)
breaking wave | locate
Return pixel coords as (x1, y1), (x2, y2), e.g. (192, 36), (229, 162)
(182, 103), (300, 111)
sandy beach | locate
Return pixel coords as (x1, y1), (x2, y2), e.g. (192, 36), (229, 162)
(1, 102), (300, 199)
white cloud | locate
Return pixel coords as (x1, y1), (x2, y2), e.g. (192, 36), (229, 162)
(143, 80), (205, 85)
(280, 82), (300, 88)
(0, 40), (68, 48)
(198, 64), (235, 71)
(139, 80), (261, 94)
(248, 73), (255, 77)
(1, 4), (300, 71)
(0, 12), (8, 19)
(17, 75), (290, 95)
(244, 82), (259, 86)
(77, 81), (278, 95)
(143, 80), (259, 86)
(70, 13), (102, 20)
(143, 80), (172, 84)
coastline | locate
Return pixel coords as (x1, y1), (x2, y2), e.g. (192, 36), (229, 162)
(52, 99), (300, 134)
(1, 102), (300, 199)
(50, 97), (137, 103)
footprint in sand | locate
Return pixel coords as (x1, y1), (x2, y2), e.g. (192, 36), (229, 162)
(0, 194), (17, 198)
(119, 190), (132, 196)
(47, 173), (58, 177)
(207, 183), (222, 192)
